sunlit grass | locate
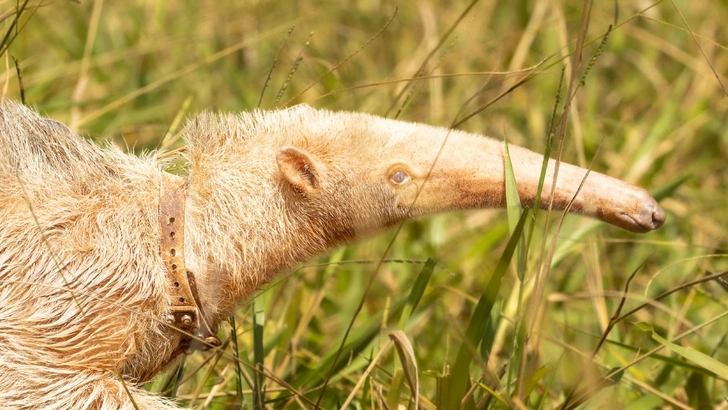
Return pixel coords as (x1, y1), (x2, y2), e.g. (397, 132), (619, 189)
(3, 0), (728, 408)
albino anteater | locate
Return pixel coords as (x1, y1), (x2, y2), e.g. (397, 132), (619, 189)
(0, 100), (665, 409)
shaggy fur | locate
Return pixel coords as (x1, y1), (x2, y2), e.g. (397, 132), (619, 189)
(0, 100), (664, 409)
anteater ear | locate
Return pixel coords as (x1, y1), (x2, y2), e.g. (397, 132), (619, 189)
(277, 146), (321, 195)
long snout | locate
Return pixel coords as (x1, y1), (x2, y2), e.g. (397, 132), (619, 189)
(408, 130), (665, 233)
(506, 143), (665, 232)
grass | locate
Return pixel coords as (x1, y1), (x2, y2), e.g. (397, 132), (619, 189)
(3, 0), (728, 408)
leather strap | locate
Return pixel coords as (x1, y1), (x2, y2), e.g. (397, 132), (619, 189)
(155, 173), (221, 376)
(138, 174), (223, 383)
(160, 173), (200, 333)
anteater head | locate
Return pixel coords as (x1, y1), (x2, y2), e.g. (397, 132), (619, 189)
(251, 105), (665, 248)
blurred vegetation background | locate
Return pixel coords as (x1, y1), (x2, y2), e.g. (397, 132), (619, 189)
(4, 0), (728, 408)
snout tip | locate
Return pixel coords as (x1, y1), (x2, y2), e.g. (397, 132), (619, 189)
(620, 198), (666, 233)
(650, 203), (666, 229)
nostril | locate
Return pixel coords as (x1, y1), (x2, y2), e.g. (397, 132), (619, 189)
(651, 205), (666, 228)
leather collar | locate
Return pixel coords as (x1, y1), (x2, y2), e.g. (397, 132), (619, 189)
(159, 173), (221, 360)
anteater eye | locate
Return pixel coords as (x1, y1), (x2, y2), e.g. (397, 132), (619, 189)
(391, 171), (409, 185)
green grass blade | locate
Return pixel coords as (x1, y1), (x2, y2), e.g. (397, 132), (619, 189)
(651, 173), (690, 202)
(479, 298), (501, 359)
(523, 364), (552, 400)
(649, 325), (728, 378)
(398, 257), (437, 330)
(474, 379), (509, 406)
(252, 299), (265, 409)
(503, 138), (522, 236)
(686, 372), (712, 410)
(535, 354), (564, 410)
(446, 209), (530, 410)
(229, 315), (245, 406)
(390, 330), (420, 408)
(503, 137), (529, 281)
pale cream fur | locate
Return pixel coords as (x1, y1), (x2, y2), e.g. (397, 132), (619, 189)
(0, 100), (664, 409)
